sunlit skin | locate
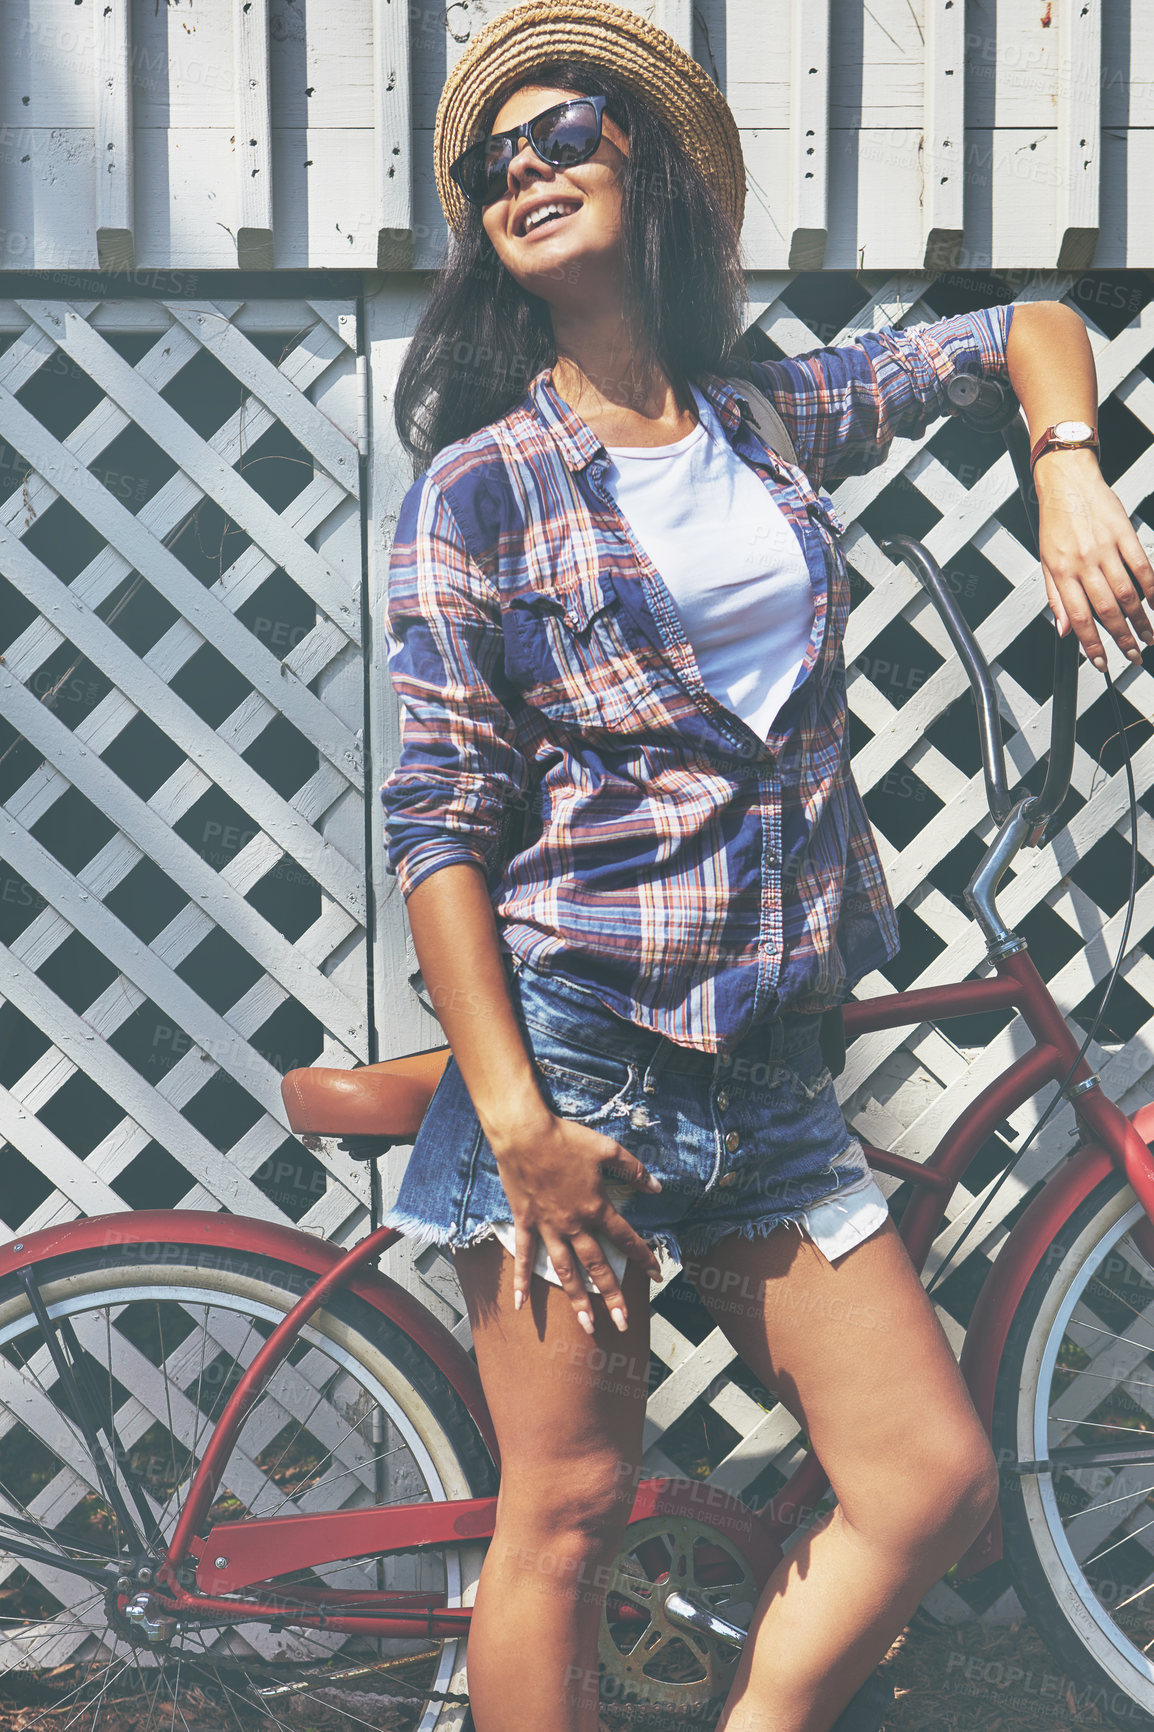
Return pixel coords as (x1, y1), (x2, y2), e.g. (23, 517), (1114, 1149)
(409, 77), (1154, 1732)
(480, 84), (698, 445)
(480, 85), (630, 309)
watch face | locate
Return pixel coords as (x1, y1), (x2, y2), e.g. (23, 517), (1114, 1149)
(1052, 420), (1095, 441)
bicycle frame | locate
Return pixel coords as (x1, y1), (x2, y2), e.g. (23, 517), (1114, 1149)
(6, 938), (1153, 1628)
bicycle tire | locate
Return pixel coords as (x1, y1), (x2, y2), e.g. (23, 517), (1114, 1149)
(994, 1168), (1154, 1729)
(0, 1235), (497, 1732)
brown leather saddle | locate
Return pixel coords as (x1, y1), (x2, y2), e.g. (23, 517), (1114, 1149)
(281, 1046), (450, 1157)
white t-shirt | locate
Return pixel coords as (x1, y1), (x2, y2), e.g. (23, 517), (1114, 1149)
(600, 383), (815, 738)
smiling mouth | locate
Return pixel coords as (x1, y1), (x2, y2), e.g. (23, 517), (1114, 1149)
(518, 200), (582, 237)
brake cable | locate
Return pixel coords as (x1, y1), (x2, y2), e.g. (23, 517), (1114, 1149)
(926, 658), (1140, 1297)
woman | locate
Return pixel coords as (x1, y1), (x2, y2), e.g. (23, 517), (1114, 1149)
(381, 5), (1154, 1729)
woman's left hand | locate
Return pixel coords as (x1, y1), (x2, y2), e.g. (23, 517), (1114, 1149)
(1035, 448), (1154, 672)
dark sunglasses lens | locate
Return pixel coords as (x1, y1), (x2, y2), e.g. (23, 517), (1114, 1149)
(454, 98), (603, 207)
(480, 136), (515, 201)
(458, 137), (513, 205)
(530, 99), (602, 166)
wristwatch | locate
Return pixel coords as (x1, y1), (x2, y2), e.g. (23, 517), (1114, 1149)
(1029, 419), (1099, 474)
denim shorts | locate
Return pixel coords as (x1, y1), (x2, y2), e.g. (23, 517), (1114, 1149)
(384, 953), (881, 1276)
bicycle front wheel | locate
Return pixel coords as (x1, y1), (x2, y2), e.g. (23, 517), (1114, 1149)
(995, 1168), (1154, 1729)
(0, 1235), (496, 1732)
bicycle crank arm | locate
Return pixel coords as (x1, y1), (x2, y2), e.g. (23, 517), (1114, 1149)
(663, 1590), (747, 1650)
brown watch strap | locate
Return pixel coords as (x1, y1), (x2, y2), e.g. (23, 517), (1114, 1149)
(1029, 424), (1099, 474)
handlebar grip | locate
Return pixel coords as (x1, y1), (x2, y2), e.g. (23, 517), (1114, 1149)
(947, 373), (1021, 435)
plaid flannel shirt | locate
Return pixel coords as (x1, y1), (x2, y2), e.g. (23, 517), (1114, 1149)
(382, 304), (1015, 1053)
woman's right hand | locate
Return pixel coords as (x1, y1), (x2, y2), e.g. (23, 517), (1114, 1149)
(492, 1111), (663, 1334)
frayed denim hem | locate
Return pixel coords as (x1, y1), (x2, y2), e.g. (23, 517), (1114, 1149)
(378, 1209), (513, 1255)
(676, 1209), (813, 1261)
(379, 1208), (681, 1271)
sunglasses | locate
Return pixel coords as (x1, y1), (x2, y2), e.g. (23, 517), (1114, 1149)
(450, 94), (610, 209)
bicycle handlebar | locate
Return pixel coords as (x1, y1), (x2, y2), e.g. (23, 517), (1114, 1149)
(882, 533), (1016, 824)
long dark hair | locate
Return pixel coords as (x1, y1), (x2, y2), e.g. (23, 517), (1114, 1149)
(394, 60), (754, 473)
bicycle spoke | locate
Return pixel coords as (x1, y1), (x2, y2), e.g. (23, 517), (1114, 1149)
(1055, 1363), (1154, 1397)
(1058, 1480), (1154, 1520)
(1059, 1418), (1154, 1437)
(1112, 1572), (1154, 1617)
(1066, 1317), (1154, 1357)
(0, 1247), (483, 1732)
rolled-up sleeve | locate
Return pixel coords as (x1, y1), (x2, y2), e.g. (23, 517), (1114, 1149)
(381, 473), (527, 899)
(758, 302), (1016, 488)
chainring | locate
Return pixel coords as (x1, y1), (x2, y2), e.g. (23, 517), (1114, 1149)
(599, 1514), (758, 1715)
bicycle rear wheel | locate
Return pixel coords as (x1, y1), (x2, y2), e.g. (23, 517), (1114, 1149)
(0, 1236), (496, 1732)
(995, 1169), (1154, 1729)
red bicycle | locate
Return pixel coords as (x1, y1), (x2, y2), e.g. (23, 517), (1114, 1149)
(4, 383), (1154, 1731)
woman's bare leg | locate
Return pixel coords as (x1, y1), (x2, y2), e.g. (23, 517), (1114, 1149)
(454, 1238), (651, 1732)
(685, 1218), (999, 1732)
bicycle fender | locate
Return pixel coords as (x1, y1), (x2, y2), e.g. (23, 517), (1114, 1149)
(0, 1209), (499, 1463)
(955, 1105), (1154, 1576)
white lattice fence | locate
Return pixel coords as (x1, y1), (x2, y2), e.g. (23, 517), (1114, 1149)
(0, 295), (373, 1244)
(4, 272), (1154, 1622)
(385, 270), (1154, 1616)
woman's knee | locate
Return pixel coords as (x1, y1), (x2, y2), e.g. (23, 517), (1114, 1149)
(950, 1436), (1002, 1535)
(898, 1432), (1001, 1550)
(498, 1451), (637, 1552)
(841, 1427), (1000, 1554)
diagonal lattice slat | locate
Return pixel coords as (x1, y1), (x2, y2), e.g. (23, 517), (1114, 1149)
(0, 298), (371, 1251)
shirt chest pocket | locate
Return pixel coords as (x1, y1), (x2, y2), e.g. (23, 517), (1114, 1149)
(502, 572), (654, 732)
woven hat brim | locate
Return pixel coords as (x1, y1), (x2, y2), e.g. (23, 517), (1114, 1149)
(434, 0), (745, 237)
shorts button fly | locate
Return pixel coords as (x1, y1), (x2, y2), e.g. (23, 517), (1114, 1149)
(716, 1090), (730, 1110)
(724, 1130), (741, 1154)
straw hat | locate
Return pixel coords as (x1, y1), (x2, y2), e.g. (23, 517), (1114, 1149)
(433, 0), (745, 237)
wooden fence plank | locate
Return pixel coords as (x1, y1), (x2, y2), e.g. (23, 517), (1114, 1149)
(656, 0), (693, 51)
(373, 0), (413, 269)
(788, 0), (831, 269)
(923, 0), (965, 269)
(3, 3), (1153, 269)
(94, 0), (134, 270)
(1057, 0), (1102, 268)
(235, 0), (275, 268)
